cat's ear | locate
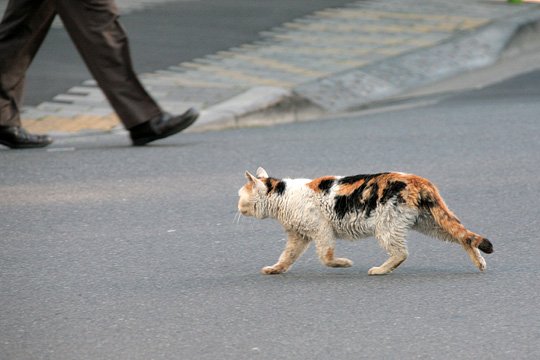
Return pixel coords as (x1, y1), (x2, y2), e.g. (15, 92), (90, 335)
(245, 171), (259, 183)
(245, 171), (266, 191)
(256, 167), (269, 178)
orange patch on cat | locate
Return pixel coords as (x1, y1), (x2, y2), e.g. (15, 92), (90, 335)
(375, 173), (404, 199)
(336, 177), (382, 196)
(325, 248), (334, 262)
(336, 180), (362, 196)
(307, 176), (336, 192)
(266, 178), (280, 188)
(397, 175), (435, 207)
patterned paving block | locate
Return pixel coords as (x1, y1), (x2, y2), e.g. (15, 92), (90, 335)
(17, 0), (534, 128)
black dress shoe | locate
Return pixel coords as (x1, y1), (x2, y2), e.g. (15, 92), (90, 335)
(0, 126), (53, 149)
(130, 108), (199, 146)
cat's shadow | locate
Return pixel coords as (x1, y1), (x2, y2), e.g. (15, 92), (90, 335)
(164, 268), (489, 293)
(226, 268), (488, 287)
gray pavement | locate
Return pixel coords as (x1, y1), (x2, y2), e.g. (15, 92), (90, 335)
(8, 0), (540, 133)
(1, 67), (539, 359)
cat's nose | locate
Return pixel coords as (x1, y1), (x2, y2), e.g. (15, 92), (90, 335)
(238, 205), (249, 215)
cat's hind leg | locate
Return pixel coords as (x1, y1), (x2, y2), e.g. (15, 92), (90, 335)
(262, 231), (311, 274)
(414, 211), (489, 271)
(369, 217), (410, 275)
(464, 245), (486, 272)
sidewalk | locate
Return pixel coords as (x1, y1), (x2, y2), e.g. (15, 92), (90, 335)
(19, 0), (540, 135)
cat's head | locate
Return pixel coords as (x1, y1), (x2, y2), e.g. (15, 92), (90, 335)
(238, 167), (270, 219)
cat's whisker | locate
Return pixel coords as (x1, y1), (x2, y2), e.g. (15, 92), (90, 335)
(232, 211), (240, 224)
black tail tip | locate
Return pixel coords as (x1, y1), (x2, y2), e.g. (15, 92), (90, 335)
(478, 238), (493, 254)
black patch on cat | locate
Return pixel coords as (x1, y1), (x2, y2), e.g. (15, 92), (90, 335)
(334, 176), (384, 219)
(318, 179), (334, 194)
(338, 173), (386, 185)
(265, 178), (286, 196)
(466, 237), (493, 254)
(364, 182), (380, 217)
(334, 195), (351, 219)
(478, 238), (493, 254)
(275, 180), (286, 195)
(418, 193), (437, 209)
(264, 179), (273, 193)
(380, 181), (407, 204)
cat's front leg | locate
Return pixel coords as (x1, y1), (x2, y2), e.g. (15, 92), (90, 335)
(262, 231), (311, 275)
(314, 231), (353, 268)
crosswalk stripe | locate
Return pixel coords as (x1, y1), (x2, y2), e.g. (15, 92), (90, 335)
(283, 21), (487, 34)
(314, 8), (488, 24)
(177, 63), (295, 88)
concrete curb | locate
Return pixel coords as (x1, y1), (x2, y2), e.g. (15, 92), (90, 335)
(192, 86), (323, 132)
(192, 7), (540, 132)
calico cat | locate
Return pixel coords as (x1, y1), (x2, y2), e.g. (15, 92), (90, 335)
(238, 167), (493, 275)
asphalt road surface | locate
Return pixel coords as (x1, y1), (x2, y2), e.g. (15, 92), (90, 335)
(2, 70), (540, 359)
(18, 0), (355, 106)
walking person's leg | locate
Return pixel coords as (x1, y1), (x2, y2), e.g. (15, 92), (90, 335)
(55, 0), (198, 145)
(0, 0), (55, 148)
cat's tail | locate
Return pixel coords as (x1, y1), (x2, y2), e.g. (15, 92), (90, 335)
(419, 187), (493, 254)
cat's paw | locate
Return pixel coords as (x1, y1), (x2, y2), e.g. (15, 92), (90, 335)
(261, 265), (285, 275)
(368, 266), (391, 275)
(331, 258), (353, 268)
(477, 256), (487, 271)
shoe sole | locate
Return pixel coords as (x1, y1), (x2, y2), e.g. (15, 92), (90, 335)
(132, 111), (199, 146)
(0, 139), (52, 149)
